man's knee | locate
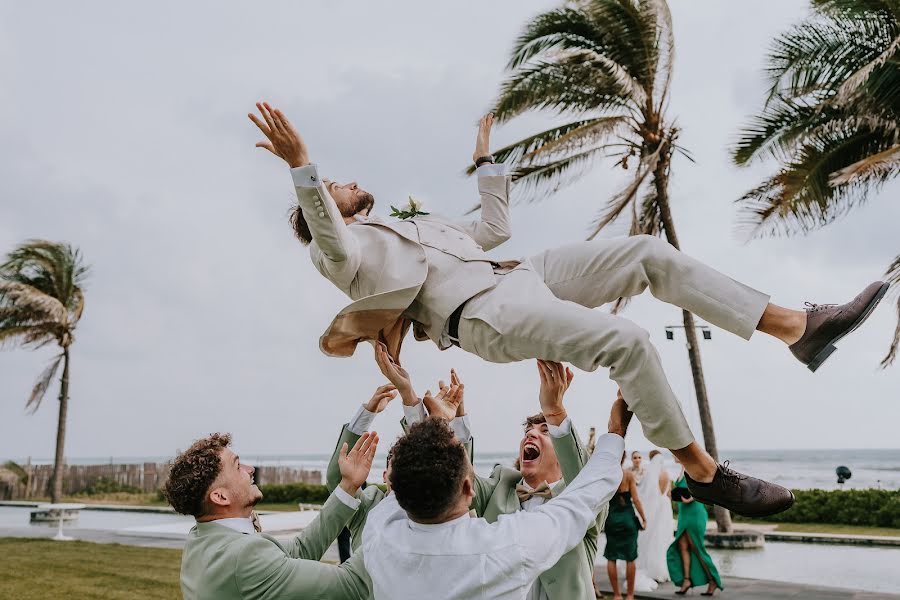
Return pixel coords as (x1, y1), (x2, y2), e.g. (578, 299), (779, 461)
(606, 321), (654, 371)
(632, 234), (675, 264)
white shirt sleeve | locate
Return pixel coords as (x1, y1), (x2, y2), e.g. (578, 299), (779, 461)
(290, 164), (321, 188)
(403, 401), (427, 426)
(450, 414), (472, 442)
(547, 417), (572, 438)
(511, 433), (625, 577)
(475, 163), (508, 177)
(348, 404), (376, 436)
(333, 485), (362, 510)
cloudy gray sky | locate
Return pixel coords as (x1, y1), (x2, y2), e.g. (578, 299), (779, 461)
(2, 0), (898, 463)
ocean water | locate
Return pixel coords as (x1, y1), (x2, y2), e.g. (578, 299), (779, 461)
(45, 448), (900, 489)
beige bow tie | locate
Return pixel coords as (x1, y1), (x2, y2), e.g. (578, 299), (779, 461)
(516, 482), (553, 503)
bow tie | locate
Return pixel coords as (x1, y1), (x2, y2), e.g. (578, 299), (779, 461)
(516, 481), (553, 503)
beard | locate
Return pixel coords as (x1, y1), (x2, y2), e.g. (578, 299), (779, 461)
(341, 191), (376, 218)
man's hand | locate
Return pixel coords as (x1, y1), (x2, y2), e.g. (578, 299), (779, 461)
(364, 383), (397, 414)
(537, 360), (573, 426)
(248, 101), (309, 168)
(450, 369), (466, 417)
(607, 389), (633, 438)
(374, 342), (417, 405)
(422, 376), (464, 422)
(338, 431), (378, 496)
(472, 112), (494, 163)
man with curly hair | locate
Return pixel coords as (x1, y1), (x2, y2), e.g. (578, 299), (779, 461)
(165, 431), (376, 600)
(359, 392), (632, 600)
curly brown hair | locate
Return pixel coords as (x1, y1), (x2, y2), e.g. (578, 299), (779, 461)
(164, 432), (232, 517)
(523, 412), (547, 431)
(389, 417), (469, 521)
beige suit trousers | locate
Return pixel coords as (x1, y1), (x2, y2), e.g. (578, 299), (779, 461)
(457, 235), (770, 450)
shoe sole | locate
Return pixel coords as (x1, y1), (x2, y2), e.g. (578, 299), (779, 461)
(693, 490), (796, 518)
(807, 282), (890, 372)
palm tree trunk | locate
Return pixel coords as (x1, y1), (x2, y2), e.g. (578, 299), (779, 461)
(653, 149), (734, 533)
(50, 348), (70, 504)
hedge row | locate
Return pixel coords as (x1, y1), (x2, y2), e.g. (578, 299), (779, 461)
(257, 483), (330, 504)
(736, 489), (900, 528)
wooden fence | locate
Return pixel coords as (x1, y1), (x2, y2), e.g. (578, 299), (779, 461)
(0, 462), (323, 500)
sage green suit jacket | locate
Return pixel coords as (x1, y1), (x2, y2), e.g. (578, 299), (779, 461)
(471, 422), (604, 600)
(325, 419), (474, 552)
(179, 493), (370, 600)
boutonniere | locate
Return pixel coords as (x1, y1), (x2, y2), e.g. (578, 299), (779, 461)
(390, 196), (430, 220)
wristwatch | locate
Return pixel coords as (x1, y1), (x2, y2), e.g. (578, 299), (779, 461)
(474, 155), (494, 168)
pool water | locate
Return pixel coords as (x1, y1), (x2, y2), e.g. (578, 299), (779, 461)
(0, 506), (193, 530)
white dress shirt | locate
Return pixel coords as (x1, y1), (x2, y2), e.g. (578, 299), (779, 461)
(362, 433), (625, 600)
(347, 401), (472, 442)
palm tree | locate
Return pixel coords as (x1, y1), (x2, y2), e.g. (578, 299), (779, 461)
(733, 0), (900, 366)
(479, 0), (734, 531)
(0, 240), (89, 503)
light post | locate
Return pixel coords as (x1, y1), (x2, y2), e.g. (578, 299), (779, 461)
(664, 320), (734, 532)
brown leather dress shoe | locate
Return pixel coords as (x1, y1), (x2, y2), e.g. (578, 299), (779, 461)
(685, 462), (795, 518)
(790, 281), (889, 372)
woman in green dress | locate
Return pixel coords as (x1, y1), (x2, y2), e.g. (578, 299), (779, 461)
(604, 452), (647, 600)
(667, 460), (723, 596)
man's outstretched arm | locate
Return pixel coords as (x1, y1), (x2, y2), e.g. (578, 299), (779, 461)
(456, 113), (512, 251)
(249, 101), (361, 289)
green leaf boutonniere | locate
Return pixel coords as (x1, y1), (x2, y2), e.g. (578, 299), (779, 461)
(390, 196), (430, 220)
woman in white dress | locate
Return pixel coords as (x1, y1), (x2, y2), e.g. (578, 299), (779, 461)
(635, 450), (674, 583)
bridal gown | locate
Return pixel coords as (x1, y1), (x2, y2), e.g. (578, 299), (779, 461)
(634, 454), (673, 584)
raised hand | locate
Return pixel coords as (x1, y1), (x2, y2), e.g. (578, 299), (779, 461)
(248, 101), (309, 168)
(472, 112), (494, 163)
(607, 389), (633, 438)
(537, 360), (573, 426)
(338, 431), (379, 495)
(373, 342), (417, 405)
(450, 368), (466, 417)
(364, 383), (397, 414)
(423, 375), (464, 422)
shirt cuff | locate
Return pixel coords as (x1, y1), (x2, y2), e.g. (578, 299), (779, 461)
(475, 162), (508, 177)
(333, 485), (361, 510)
(450, 414), (472, 442)
(347, 404), (376, 436)
(547, 417), (572, 438)
(594, 432), (626, 457)
(402, 401), (426, 426)
(290, 164), (322, 188)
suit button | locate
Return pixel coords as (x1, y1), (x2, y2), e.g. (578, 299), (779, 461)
(310, 175), (317, 182)
(318, 211), (325, 218)
(419, 255), (426, 263)
(315, 201), (322, 207)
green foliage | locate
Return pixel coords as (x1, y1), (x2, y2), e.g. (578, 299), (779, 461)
(257, 482), (330, 504)
(74, 477), (141, 496)
(737, 489), (900, 528)
(485, 0), (681, 241)
(2, 460), (29, 485)
(732, 0), (900, 366)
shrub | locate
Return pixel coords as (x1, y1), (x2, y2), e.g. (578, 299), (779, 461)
(75, 477), (142, 496)
(735, 489), (900, 528)
(257, 482), (330, 504)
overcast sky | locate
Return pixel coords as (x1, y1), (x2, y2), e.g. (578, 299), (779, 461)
(2, 0), (898, 464)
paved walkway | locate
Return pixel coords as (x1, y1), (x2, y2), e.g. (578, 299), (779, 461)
(594, 575), (900, 599)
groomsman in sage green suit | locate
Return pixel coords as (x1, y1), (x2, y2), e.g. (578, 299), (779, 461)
(329, 343), (602, 599)
(165, 431), (375, 600)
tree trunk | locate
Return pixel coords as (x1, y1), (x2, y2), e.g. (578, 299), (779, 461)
(653, 148), (733, 533)
(50, 348), (70, 503)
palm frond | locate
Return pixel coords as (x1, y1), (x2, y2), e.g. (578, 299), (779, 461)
(26, 353), (63, 414)
(507, 7), (605, 70)
(735, 128), (889, 237)
(834, 33), (900, 105)
(586, 143), (663, 240)
(509, 146), (614, 204)
(1, 460), (29, 485)
(829, 143), (900, 186)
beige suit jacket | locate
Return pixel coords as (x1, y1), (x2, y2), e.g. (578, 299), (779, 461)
(291, 164), (512, 361)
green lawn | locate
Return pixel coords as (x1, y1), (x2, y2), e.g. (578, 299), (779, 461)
(0, 538), (182, 600)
